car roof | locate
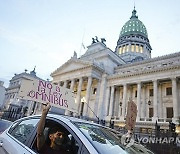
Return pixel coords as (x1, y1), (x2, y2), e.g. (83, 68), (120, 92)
(24, 113), (99, 126)
(48, 114), (99, 125)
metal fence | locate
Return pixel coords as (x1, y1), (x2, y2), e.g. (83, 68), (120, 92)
(1, 110), (25, 122)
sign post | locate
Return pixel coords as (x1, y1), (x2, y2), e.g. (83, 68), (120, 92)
(18, 79), (77, 113)
(121, 100), (137, 147)
(125, 100), (137, 131)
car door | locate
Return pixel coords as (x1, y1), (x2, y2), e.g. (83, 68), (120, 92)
(0, 117), (39, 154)
(29, 116), (94, 154)
(51, 117), (97, 154)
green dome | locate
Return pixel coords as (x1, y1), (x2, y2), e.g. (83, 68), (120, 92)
(120, 9), (148, 37)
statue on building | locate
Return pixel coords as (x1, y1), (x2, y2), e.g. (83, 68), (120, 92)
(92, 38), (96, 44)
(101, 38), (106, 46)
(72, 51), (77, 59)
(95, 36), (99, 42)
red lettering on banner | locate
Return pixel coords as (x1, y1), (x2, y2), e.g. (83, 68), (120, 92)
(27, 90), (35, 98)
(47, 83), (52, 89)
(53, 95), (59, 104)
(35, 92), (44, 100)
(56, 86), (60, 92)
(64, 100), (68, 108)
(39, 80), (46, 88)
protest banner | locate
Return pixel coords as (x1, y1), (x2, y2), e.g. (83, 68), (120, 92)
(18, 78), (77, 113)
(125, 100), (137, 131)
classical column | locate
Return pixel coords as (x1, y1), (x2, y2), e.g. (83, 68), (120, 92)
(94, 80), (101, 119)
(70, 79), (75, 91)
(122, 84), (127, 119)
(105, 86), (111, 117)
(83, 76), (92, 117)
(63, 80), (68, 88)
(118, 87), (122, 117)
(108, 86), (115, 117)
(128, 44), (131, 52)
(134, 44), (136, 52)
(153, 80), (158, 121)
(137, 82), (141, 120)
(172, 77), (179, 122)
(145, 85), (149, 118)
(97, 74), (107, 119)
(158, 83), (163, 119)
(58, 81), (62, 86)
(76, 78), (83, 114)
(141, 84), (146, 119)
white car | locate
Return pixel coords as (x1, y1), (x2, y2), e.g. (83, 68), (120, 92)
(0, 114), (154, 154)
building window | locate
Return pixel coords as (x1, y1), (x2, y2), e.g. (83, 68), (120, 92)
(135, 90), (137, 97)
(166, 87), (172, 95)
(166, 107), (173, 118)
(140, 45), (143, 53)
(149, 89), (153, 96)
(80, 102), (84, 116)
(136, 45), (139, 52)
(93, 88), (97, 94)
(131, 44), (135, 52)
(118, 47), (122, 54)
(122, 46), (126, 53)
(149, 108), (153, 118)
(126, 45), (129, 52)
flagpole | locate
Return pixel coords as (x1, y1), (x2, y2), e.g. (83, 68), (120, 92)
(79, 29), (86, 57)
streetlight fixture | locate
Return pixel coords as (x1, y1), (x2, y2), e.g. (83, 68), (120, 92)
(119, 102), (122, 106)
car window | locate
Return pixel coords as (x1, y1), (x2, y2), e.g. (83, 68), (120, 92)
(31, 119), (82, 154)
(75, 122), (129, 154)
(9, 118), (39, 144)
(75, 122), (154, 154)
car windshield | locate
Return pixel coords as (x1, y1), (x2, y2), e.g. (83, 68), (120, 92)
(74, 122), (154, 154)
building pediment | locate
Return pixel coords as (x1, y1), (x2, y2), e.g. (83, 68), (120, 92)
(51, 58), (93, 76)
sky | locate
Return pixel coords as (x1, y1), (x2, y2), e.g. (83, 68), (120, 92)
(0, 0), (180, 88)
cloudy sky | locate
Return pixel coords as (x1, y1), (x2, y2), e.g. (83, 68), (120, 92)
(0, 0), (180, 87)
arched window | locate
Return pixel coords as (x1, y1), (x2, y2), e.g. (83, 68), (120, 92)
(136, 45), (139, 52)
(140, 45), (143, 53)
(131, 44), (135, 52)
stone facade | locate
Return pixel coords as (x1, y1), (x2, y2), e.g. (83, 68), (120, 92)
(51, 8), (180, 129)
(2, 69), (44, 116)
(0, 81), (5, 109)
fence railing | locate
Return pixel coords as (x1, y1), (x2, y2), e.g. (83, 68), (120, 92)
(1, 110), (25, 122)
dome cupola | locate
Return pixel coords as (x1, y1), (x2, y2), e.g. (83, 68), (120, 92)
(115, 7), (152, 63)
(120, 8), (148, 38)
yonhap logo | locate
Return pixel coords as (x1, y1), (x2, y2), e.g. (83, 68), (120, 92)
(137, 137), (180, 144)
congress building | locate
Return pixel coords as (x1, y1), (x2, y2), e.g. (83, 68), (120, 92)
(51, 8), (180, 131)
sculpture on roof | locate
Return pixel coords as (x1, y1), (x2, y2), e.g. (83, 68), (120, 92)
(92, 38), (96, 44)
(101, 38), (106, 45)
(92, 36), (106, 46)
(72, 51), (77, 59)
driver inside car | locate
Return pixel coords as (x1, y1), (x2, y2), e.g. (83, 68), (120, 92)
(37, 103), (70, 154)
